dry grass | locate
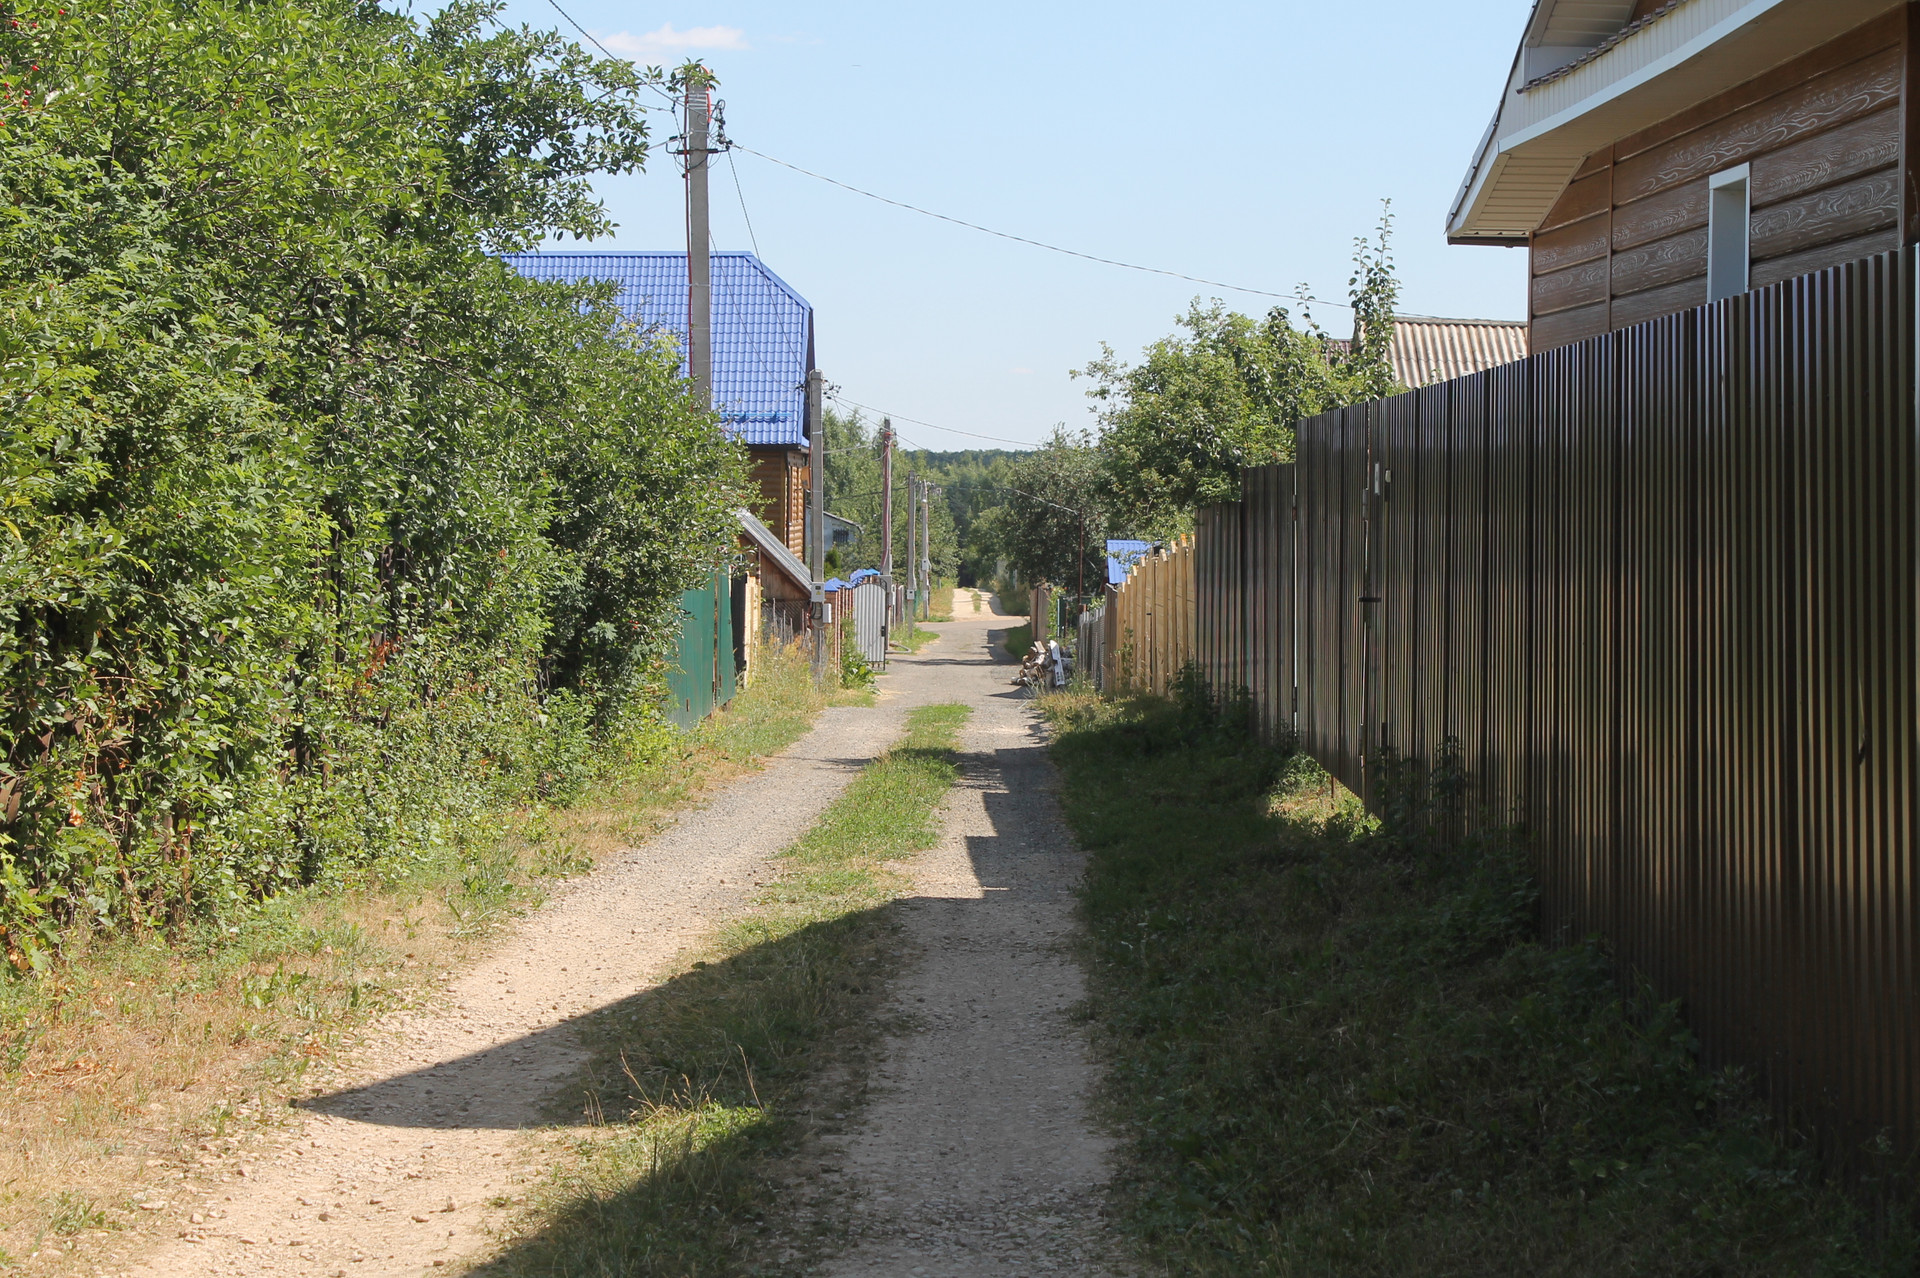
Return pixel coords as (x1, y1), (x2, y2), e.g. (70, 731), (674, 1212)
(0, 641), (829, 1272)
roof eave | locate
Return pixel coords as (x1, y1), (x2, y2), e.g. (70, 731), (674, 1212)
(1449, 0), (1901, 241)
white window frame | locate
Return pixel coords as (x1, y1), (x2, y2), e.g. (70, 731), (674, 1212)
(1706, 164), (1751, 303)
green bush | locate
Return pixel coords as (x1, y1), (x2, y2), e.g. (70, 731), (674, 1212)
(0, 0), (744, 966)
(839, 617), (875, 689)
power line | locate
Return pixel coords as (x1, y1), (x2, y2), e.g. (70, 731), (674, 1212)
(538, 0), (676, 110)
(735, 144), (1352, 310)
(828, 393), (1037, 448)
(726, 148), (762, 261)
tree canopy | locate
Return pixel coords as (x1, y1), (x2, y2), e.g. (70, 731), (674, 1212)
(0, 0), (743, 963)
(1077, 217), (1401, 537)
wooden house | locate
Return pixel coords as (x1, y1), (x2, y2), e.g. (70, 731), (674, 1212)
(505, 251), (825, 685)
(504, 251), (817, 557)
(1448, 0), (1919, 351)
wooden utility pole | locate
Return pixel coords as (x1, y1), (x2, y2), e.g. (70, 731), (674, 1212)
(682, 72), (713, 408)
(807, 369), (826, 681)
(1078, 508), (1086, 613)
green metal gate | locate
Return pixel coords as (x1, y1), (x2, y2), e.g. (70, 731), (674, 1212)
(665, 569), (737, 728)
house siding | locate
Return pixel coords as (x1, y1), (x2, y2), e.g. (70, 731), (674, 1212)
(747, 446), (809, 559)
(1529, 9), (1905, 349)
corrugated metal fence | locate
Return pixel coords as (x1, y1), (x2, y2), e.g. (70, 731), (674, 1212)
(666, 570), (738, 728)
(1187, 247), (1920, 1155)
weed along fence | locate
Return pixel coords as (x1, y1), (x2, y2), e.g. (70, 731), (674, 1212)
(1161, 247), (1920, 1157)
(1100, 537), (1196, 695)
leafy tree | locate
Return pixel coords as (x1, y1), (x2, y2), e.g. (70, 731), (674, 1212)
(974, 430), (1113, 596)
(0, 0), (743, 960)
(1080, 214), (1401, 534)
(819, 408), (1012, 587)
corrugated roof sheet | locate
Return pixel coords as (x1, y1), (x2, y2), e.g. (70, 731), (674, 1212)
(504, 251), (813, 448)
(1386, 316), (1530, 387)
(1329, 316), (1531, 389)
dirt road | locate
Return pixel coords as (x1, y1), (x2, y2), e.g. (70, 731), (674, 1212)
(816, 593), (1124, 1276)
(118, 591), (1119, 1277)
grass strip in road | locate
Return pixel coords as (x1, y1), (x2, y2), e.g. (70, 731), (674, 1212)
(479, 701), (974, 1278)
(1041, 685), (1916, 1277)
(897, 625), (942, 653)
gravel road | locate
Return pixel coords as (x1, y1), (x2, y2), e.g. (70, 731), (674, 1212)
(811, 592), (1127, 1276)
(114, 591), (1121, 1278)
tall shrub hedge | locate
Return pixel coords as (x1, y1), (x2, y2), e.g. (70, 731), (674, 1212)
(0, 0), (746, 966)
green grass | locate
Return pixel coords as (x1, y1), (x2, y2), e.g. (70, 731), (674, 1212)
(477, 702), (973, 1277)
(1041, 684), (1917, 1277)
(897, 625), (941, 653)
(1002, 623), (1032, 661)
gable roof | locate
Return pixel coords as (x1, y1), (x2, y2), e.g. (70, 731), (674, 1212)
(1448, 0), (1896, 243)
(505, 251), (814, 448)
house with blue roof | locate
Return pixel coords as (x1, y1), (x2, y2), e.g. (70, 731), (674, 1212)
(503, 251), (817, 559)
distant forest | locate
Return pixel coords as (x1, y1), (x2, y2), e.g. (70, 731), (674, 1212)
(821, 410), (1019, 587)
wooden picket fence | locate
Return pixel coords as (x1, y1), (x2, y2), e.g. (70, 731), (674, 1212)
(1099, 536), (1196, 695)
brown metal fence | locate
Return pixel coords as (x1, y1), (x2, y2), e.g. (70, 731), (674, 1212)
(1189, 246), (1920, 1155)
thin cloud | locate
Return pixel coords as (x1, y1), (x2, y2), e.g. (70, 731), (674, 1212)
(602, 23), (748, 56)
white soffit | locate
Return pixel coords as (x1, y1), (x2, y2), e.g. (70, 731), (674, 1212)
(1449, 0), (1901, 241)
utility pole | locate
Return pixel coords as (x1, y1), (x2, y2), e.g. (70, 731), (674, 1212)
(683, 71), (713, 408)
(807, 369), (826, 681)
(920, 481), (933, 620)
(879, 420), (894, 583)
(904, 474), (918, 628)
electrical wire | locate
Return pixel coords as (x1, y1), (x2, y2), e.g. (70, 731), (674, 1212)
(734, 144), (1352, 310)
(726, 148), (763, 261)
(538, 0), (677, 110)
(827, 393), (1037, 448)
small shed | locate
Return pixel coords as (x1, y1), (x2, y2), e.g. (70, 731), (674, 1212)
(737, 507), (813, 659)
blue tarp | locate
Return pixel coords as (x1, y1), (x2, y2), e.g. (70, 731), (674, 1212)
(1106, 539), (1153, 586)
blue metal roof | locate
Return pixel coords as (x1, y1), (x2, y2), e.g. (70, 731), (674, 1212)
(503, 251), (814, 448)
(1106, 539), (1153, 587)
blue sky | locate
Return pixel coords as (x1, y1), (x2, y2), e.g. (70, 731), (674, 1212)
(496, 0), (1537, 449)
